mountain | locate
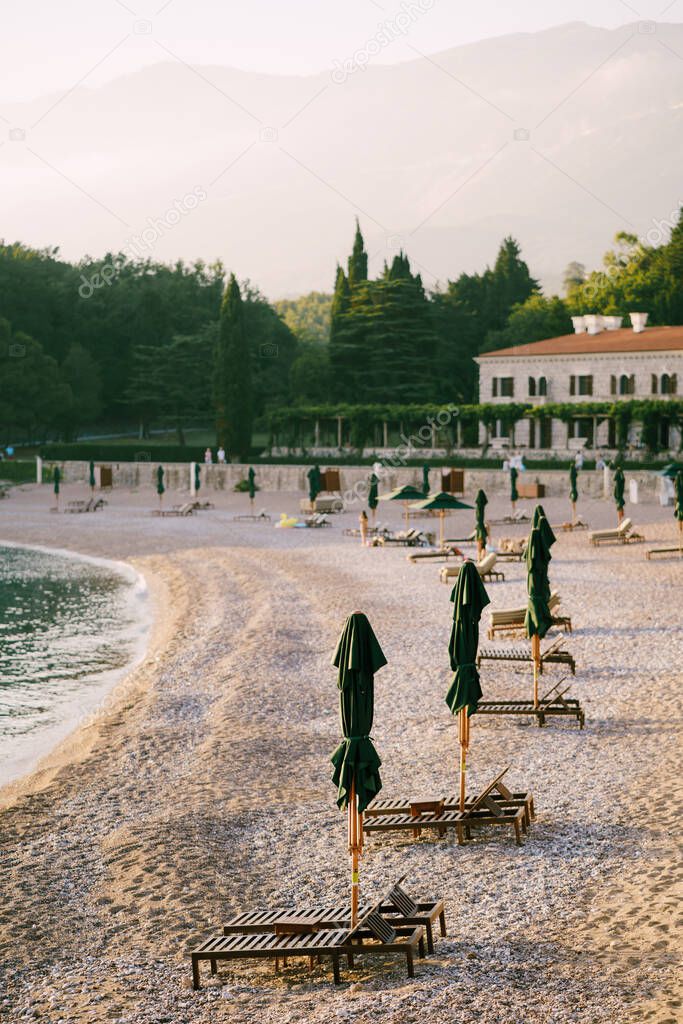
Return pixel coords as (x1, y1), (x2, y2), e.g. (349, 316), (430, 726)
(2, 21), (683, 296)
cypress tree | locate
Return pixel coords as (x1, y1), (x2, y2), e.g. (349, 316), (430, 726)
(214, 273), (253, 461)
(347, 218), (368, 289)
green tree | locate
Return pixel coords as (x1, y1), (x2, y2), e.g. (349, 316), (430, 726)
(60, 344), (102, 438)
(274, 291), (332, 345)
(0, 321), (71, 441)
(347, 218), (368, 289)
(214, 274), (253, 460)
(483, 294), (573, 352)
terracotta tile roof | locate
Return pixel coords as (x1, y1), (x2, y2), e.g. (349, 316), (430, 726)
(480, 325), (683, 358)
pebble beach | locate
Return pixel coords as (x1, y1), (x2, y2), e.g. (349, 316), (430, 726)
(0, 482), (681, 1024)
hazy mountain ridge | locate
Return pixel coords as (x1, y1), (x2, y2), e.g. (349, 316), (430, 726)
(3, 20), (683, 296)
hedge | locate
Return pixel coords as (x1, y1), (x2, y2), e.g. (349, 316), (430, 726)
(38, 443), (266, 463)
(0, 460), (36, 483)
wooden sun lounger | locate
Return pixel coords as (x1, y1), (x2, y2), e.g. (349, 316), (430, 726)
(476, 679), (585, 729)
(364, 769), (530, 846)
(489, 511), (531, 525)
(552, 516), (588, 532)
(487, 593), (570, 639)
(222, 878), (446, 954)
(590, 518), (644, 546)
(192, 500), (215, 510)
(191, 903), (426, 989)
(476, 637), (576, 675)
(495, 539), (527, 561)
(151, 502), (195, 517)
(645, 547), (682, 560)
(366, 784), (535, 831)
(408, 545), (462, 563)
(304, 513), (331, 527)
(379, 529), (423, 547)
(233, 507), (271, 521)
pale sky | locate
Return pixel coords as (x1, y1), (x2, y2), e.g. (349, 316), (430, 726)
(1, 0), (675, 102)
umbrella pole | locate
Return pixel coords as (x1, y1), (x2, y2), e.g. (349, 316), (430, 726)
(531, 634), (541, 707)
(458, 709), (469, 812)
(404, 501), (409, 530)
(679, 518), (682, 558)
(440, 510), (445, 548)
(348, 778), (361, 927)
(571, 501), (576, 524)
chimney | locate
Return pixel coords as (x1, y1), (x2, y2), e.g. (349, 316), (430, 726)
(630, 312), (649, 333)
(603, 316), (623, 331)
(584, 314), (604, 335)
(571, 316), (586, 334)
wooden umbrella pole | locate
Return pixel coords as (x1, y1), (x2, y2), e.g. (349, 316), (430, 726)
(404, 501), (409, 530)
(440, 510), (445, 548)
(349, 778), (360, 927)
(532, 634), (541, 707)
(571, 501), (576, 524)
(458, 708), (469, 811)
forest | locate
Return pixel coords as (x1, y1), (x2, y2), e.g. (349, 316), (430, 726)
(1, 210), (682, 455)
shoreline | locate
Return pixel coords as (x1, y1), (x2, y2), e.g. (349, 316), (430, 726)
(0, 546), (168, 813)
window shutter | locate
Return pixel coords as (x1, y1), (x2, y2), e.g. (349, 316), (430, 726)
(651, 374), (658, 395)
(672, 374), (678, 395)
(630, 374), (635, 395)
(610, 375), (616, 395)
(492, 378), (498, 398)
(569, 376), (576, 396)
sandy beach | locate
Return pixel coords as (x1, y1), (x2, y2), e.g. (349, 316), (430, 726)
(1, 482), (681, 1024)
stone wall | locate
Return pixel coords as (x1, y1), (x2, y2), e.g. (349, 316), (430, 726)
(41, 460), (669, 504)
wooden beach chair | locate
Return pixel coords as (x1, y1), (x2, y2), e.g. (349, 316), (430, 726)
(490, 510), (531, 525)
(476, 678), (585, 729)
(192, 500), (215, 510)
(589, 518), (643, 546)
(222, 877), (446, 954)
(151, 502), (195, 517)
(408, 544), (462, 563)
(380, 529), (423, 547)
(191, 902), (426, 989)
(363, 769), (530, 846)
(645, 547), (682, 560)
(487, 592), (570, 639)
(552, 515), (588, 532)
(475, 552), (504, 582)
(304, 513), (332, 527)
(233, 507), (271, 521)
(495, 538), (527, 561)
(65, 499), (93, 513)
(366, 773), (535, 831)
(476, 636), (576, 675)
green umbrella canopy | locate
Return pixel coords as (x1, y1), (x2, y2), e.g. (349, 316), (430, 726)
(660, 462), (683, 479)
(378, 484), (425, 503)
(422, 465), (430, 496)
(532, 505), (556, 550)
(53, 466), (61, 494)
(475, 489), (488, 543)
(613, 467), (625, 510)
(248, 466), (256, 501)
(330, 612), (386, 813)
(367, 473), (379, 510)
(194, 462), (201, 493)
(156, 465), (165, 496)
(675, 471), (683, 522)
(524, 527), (553, 639)
(307, 465), (322, 502)
(409, 492), (473, 512)
(445, 561), (491, 716)
(510, 466), (519, 502)
(89, 461), (96, 489)
(569, 463), (578, 503)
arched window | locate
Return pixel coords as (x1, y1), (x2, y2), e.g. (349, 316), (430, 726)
(661, 373), (671, 395)
(538, 376), (547, 396)
(528, 376), (536, 397)
(619, 374), (630, 396)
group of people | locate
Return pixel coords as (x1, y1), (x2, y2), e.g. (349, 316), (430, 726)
(204, 447), (226, 464)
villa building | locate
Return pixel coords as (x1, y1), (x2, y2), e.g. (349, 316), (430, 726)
(476, 313), (683, 453)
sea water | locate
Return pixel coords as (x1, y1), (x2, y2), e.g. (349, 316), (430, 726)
(0, 544), (150, 786)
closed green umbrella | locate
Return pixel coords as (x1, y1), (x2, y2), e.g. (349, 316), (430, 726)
(410, 491), (472, 548)
(89, 460), (96, 496)
(367, 472), (378, 524)
(307, 465), (322, 504)
(475, 489), (488, 558)
(156, 465), (165, 508)
(569, 463), (578, 522)
(379, 483), (425, 530)
(194, 462), (201, 495)
(613, 466), (625, 523)
(53, 466), (61, 510)
(248, 466), (256, 510)
(510, 466), (519, 510)
(330, 611), (386, 926)
(675, 470), (683, 555)
(422, 464), (430, 496)
(660, 462), (683, 479)
(524, 525), (553, 707)
(532, 505), (557, 552)
(445, 561), (490, 810)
